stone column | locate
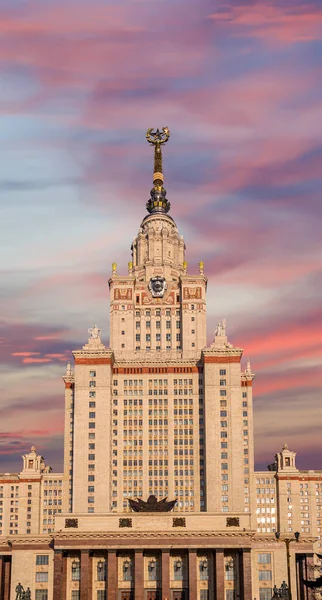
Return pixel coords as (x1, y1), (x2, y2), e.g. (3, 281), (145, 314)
(3, 559), (10, 600)
(215, 550), (224, 600)
(135, 550), (144, 600)
(161, 550), (170, 600)
(80, 550), (92, 600)
(108, 550), (117, 600)
(239, 550), (252, 600)
(53, 551), (63, 600)
(188, 550), (198, 600)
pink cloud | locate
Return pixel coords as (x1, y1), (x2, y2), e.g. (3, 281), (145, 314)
(209, 2), (322, 44)
(11, 351), (40, 357)
(22, 357), (52, 364)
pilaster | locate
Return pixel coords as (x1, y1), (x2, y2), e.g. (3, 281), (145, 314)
(188, 550), (198, 600)
(161, 550), (170, 600)
(80, 550), (91, 600)
(53, 551), (63, 600)
(215, 550), (224, 600)
(135, 550), (144, 600)
(108, 550), (117, 600)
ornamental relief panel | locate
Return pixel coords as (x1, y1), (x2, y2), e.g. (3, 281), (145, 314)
(114, 288), (133, 300)
(183, 287), (202, 300)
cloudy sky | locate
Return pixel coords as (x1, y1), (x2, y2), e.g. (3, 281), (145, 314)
(1, 0), (321, 473)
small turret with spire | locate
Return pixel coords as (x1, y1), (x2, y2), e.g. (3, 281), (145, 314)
(146, 127), (171, 214)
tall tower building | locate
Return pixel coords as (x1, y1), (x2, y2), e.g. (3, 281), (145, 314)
(63, 128), (255, 518)
(1, 130), (317, 600)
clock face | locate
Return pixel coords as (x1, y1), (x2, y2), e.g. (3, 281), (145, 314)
(148, 276), (167, 298)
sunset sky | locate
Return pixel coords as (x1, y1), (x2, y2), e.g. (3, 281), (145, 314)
(1, 0), (322, 474)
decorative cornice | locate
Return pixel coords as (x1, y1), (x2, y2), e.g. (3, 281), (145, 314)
(54, 530), (256, 541)
(113, 356), (203, 368)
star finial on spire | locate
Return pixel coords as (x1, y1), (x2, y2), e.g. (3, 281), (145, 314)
(146, 127), (171, 214)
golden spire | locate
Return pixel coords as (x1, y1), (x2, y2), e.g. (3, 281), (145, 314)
(146, 127), (171, 214)
(146, 127), (170, 187)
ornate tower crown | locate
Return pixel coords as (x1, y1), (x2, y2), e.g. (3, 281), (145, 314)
(146, 127), (171, 214)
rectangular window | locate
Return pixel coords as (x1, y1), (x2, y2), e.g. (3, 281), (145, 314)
(174, 561), (183, 581)
(72, 563), (81, 581)
(89, 412), (95, 419)
(200, 591), (209, 600)
(72, 592), (80, 600)
(219, 369), (226, 376)
(259, 570), (272, 581)
(259, 591), (272, 600)
(226, 591), (234, 600)
(258, 554), (271, 564)
(89, 391), (96, 398)
(35, 572), (48, 582)
(35, 592), (48, 600)
(90, 371), (96, 377)
(220, 390), (226, 396)
(36, 555), (49, 565)
(97, 592), (106, 600)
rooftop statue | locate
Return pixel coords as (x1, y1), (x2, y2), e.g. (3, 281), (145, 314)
(128, 494), (177, 513)
(88, 325), (101, 339)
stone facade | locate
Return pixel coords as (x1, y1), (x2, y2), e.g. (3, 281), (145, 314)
(0, 134), (320, 599)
